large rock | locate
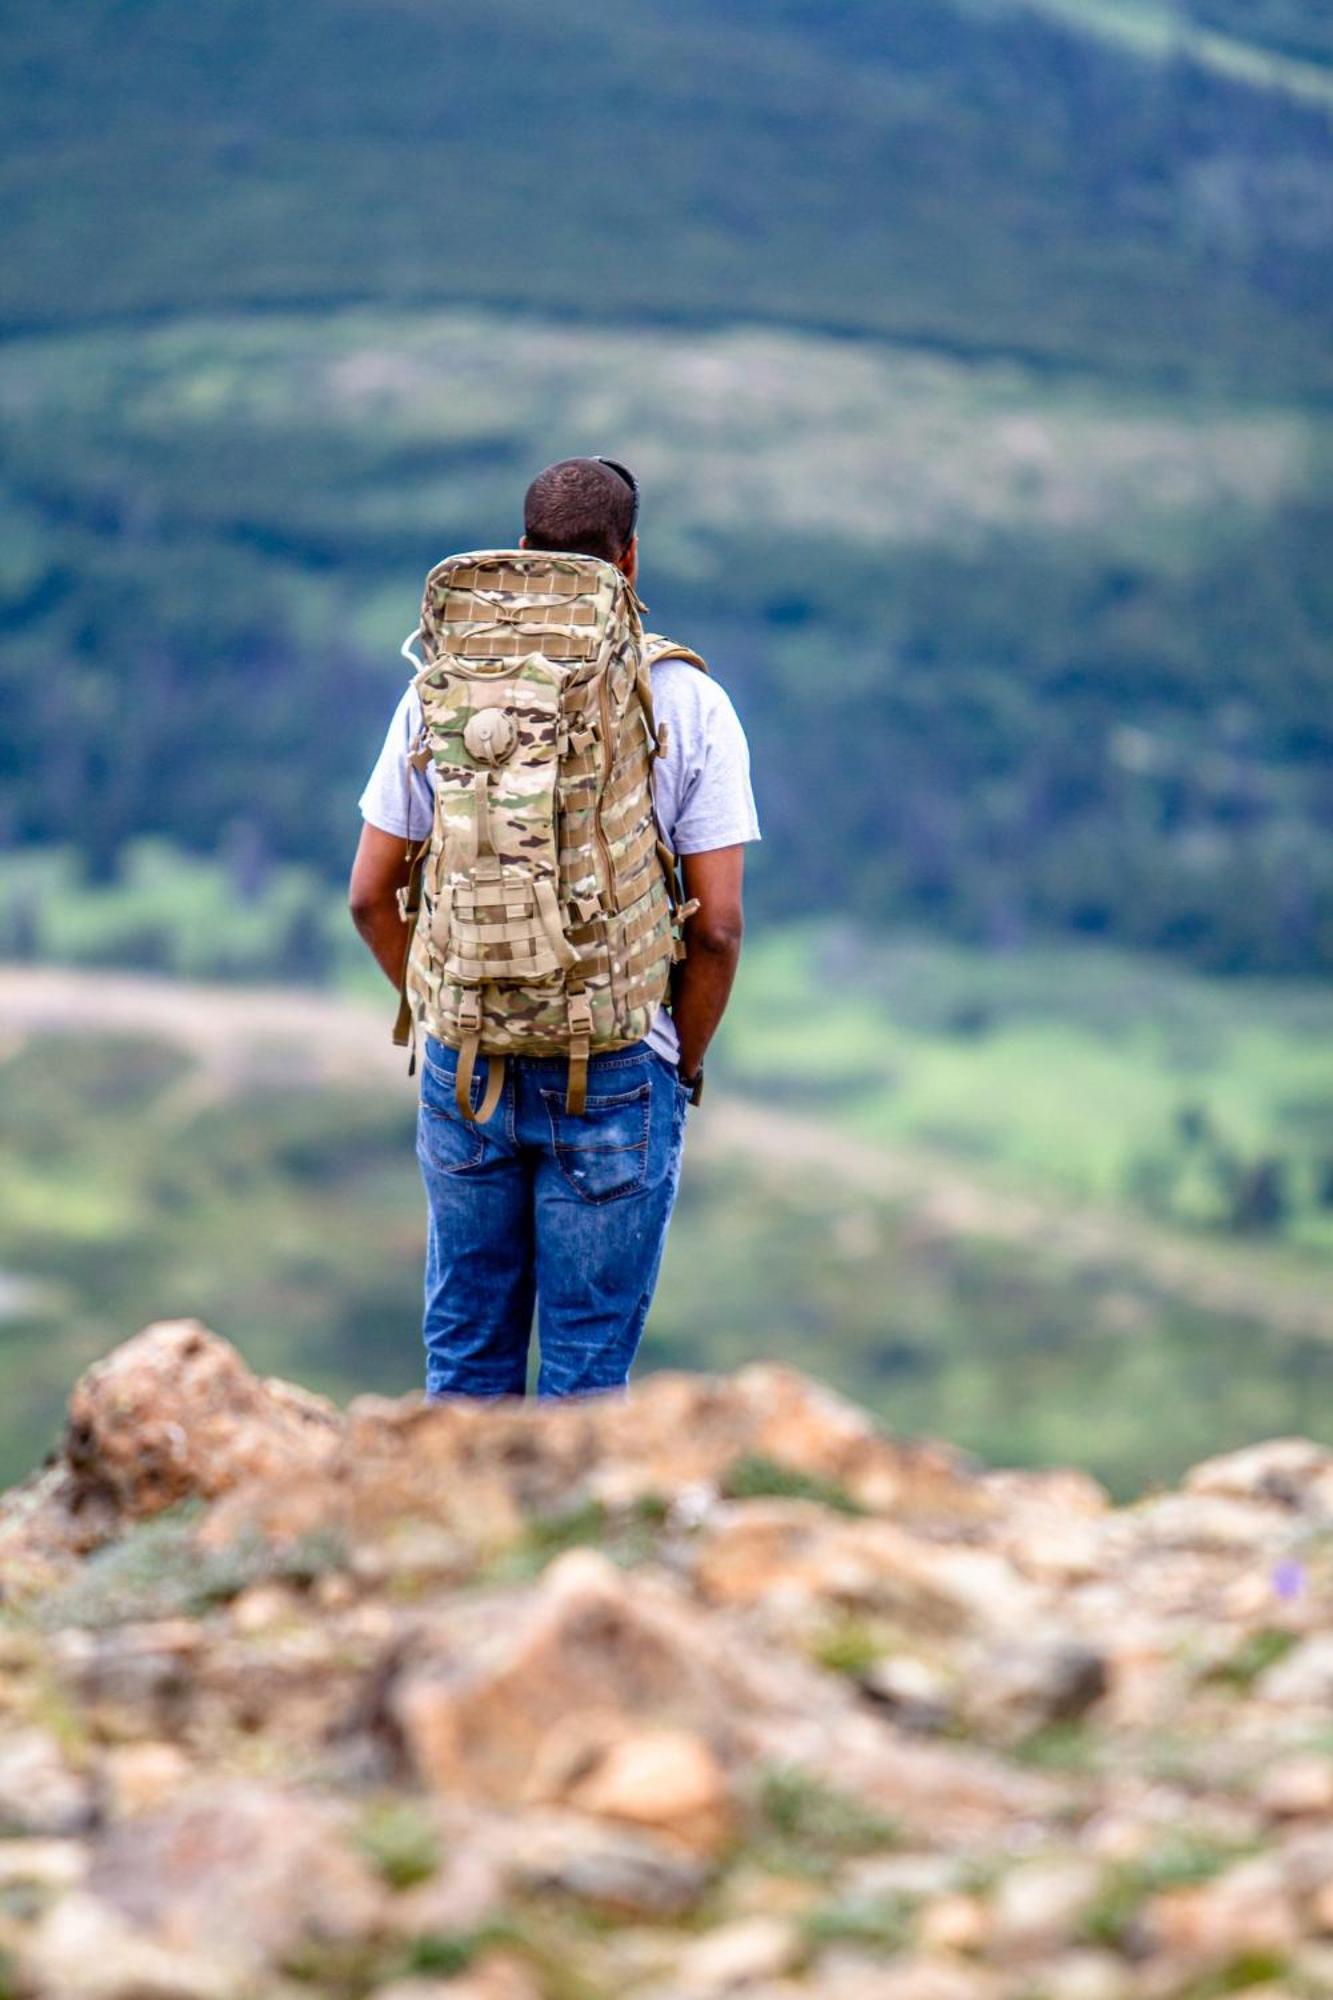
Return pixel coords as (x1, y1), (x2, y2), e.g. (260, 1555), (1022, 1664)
(85, 1777), (385, 1973)
(497, 1806), (713, 1917)
(61, 1320), (340, 1524)
(688, 1499), (1038, 1635)
(372, 1963), (543, 2000)
(1142, 1852), (1300, 1968)
(1259, 1634), (1333, 1707)
(344, 1360), (995, 1529)
(0, 1724), (94, 1835)
(959, 1632), (1109, 1743)
(20, 1889), (243, 2000)
(386, 1542), (1058, 1847)
(813, 1954), (1003, 1999)
(19, 1326), (1333, 1999)
(670, 1915), (803, 1993)
(556, 1726), (735, 1857)
(49, 1335), (994, 1592)
(1186, 1436), (1333, 1513)
(389, 1548), (748, 1807)
(987, 1854), (1103, 1960)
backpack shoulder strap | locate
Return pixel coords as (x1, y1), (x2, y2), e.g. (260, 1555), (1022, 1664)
(641, 631), (709, 676)
(634, 637), (707, 935)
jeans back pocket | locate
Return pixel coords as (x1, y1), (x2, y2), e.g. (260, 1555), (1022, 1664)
(418, 1042), (489, 1174)
(541, 1082), (652, 1203)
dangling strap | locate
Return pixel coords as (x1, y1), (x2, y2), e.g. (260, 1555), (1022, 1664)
(454, 991), (506, 1125)
(534, 877), (579, 971)
(392, 835), (431, 1067)
(565, 991), (594, 1116)
(455, 992), (482, 1119)
(473, 1051), (506, 1124)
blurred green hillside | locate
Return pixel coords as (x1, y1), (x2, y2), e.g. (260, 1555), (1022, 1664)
(6, 0), (1331, 382)
(3, 951), (1332, 1500)
(2, 0), (1332, 972)
(3, 2), (1332, 1485)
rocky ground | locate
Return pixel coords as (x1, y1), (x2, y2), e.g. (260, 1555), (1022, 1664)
(2, 1327), (1333, 1998)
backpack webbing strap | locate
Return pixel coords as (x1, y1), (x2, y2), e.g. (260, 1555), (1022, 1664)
(641, 636), (709, 676)
(535, 877), (580, 971)
(636, 641), (707, 768)
(392, 836), (431, 1070)
(455, 991), (506, 1125)
(393, 988), (416, 1071)
(654, 836), (700, 960)
(471, 769), (495, 862)
(565, 991), (594, 1116)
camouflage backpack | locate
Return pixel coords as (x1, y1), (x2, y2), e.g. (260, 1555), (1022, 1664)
(391, 548), (705, 1123)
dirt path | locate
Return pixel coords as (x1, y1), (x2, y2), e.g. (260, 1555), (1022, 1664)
(0, 964), (410, 1093)
(696, 1099), (1333, 1344)
(4, 964), (1331, 1342)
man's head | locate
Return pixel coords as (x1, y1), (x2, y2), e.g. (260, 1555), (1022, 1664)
(522, 457), (639, 580)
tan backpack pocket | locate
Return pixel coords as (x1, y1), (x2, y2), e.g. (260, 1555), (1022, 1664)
(444, 872), (577, 988)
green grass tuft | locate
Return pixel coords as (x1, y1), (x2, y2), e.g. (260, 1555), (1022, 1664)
(1009, 1721), (1104, 1773)
(1079, 1830), (1264, 1951)
(753, 1763), (903, 1878)
(809, 1615), (887, 1678)
(721, 1455), (866, 1516)
(801, 1890), (917, 1956)
(355, 1798), (442, 1892)
(36, 1504), (348, 1630)
(1205, 1627), (1300, 1690)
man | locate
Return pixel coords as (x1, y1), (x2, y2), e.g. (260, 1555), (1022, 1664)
(348, 456), (760, 1401)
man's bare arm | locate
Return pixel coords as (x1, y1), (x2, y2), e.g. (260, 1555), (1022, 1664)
(670, 845), (745, 1081)
(348, 823), (414, 987)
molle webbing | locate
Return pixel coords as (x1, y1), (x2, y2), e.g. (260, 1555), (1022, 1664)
(396, 549), (709, 1117)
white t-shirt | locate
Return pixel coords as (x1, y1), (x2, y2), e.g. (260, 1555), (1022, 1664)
(358, 656), (761, 1064)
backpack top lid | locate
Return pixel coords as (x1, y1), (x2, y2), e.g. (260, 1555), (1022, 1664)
(402, 548), (643, 682)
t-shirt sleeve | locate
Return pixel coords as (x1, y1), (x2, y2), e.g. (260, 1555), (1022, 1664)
(357, 686), (433, 842)
(661, 674), (762, 857)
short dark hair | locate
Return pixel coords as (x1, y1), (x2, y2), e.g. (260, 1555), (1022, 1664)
(523, 457), (636, 564)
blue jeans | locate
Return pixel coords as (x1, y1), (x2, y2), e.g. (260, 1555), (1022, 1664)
(416, 1032), (691, 1401)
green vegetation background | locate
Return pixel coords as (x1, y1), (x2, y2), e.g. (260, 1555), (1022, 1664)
(5, 940), (1333, 1504)
(2, 0), (1332, 1492)
(4, 0), (1332, 972)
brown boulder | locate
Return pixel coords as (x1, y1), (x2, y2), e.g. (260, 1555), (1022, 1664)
(690, 1499), (1038, 1634)
(345, 1360), (993, 1531)
(390, 1548), (746, 1806)
(1185, 1436), (1333, 1513)
(20, 1889), (242, 2000)
(559, 1726), (736, 1857)
(85, 1776), (384, 1970)
(62, 1320), (340, 1524)
(496, 1805), (712, 1917)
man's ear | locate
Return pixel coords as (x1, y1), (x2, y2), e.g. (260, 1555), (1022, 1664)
(617, 535), (639, 585)
(519, 533), (529, 549)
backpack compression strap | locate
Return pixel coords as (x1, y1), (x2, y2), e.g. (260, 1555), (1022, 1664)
(455, 991), (507, 1125)
(636, 637), (705, 953)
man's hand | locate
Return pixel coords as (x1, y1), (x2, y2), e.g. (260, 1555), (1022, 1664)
(670, 845), (745, 1082)
(348, 823), (415, 987)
